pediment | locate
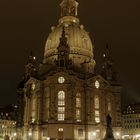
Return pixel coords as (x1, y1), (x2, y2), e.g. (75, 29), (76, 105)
(44, 71), (84, 86)
(25, 77), (41, 90)
(25, 77), (39, 85)
(87, 75), (110, 89)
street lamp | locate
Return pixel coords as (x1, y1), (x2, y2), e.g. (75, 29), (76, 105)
(93, 132), (97, 140)
(28, 132), (32, 140)
(93, 132), (96, 136)
(28, 132), (32, 136)
(116, 132), (120, 140)
(13, 133), (17, 137)
(116, 132), (120, 136)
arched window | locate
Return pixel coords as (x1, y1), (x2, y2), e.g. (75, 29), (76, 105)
(108, 102), (111, 111)
(76, 93), (81, 121)
(94, 95), (100, 123)
(76, 93), (81, 108)
(43, 87), (50, 121)
(58, 91), (65, 106)
(46, 90), (50, 119)
(31, 98), (36, 122)
(58, 91), (65, 121)
(95, 96), (99, 109)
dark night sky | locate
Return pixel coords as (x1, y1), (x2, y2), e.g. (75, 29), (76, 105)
(0, 0), (140, 108)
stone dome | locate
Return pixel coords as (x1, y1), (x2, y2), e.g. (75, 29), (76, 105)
(43, 0), (95, 71)
(44, 16), (95, 67)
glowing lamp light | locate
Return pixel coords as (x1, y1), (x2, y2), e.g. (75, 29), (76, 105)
(73, 19), (76, 22)
(103, 53), (106, 58)
(93, 132), (96, 136)
(28, 132), (32, 136)
(136, 135), (140, 138)
(33, 56), (36, 60)
(58, 128), (64, 132)
(122, 135), (129, 139)
(13, 133), (17, 136)
(116, 132), (120, 136)
(47, 137), (50, 140)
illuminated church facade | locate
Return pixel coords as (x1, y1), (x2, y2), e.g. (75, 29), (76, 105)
(17, 0), (122, 139)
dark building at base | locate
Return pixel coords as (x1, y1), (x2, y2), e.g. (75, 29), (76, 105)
(0, 104), (17, 140)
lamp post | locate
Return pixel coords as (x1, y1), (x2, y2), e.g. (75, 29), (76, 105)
(13, 133), (17, 140)
(28, 132), (32, 140)
(93, 132), (97, 140)
(46, 137), (50, 140)
(116, 132), (120, 140)
(94, 122), (100, 140)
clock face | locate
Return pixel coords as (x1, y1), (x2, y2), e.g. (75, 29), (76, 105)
(95, 80), (100, 89)
(58, 77), (65, 84)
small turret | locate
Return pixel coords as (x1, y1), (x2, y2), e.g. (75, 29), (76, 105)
(24, 51), (37, 80)
(101, 44), (117, 82)
(16, 51), (37, 128)
(60, 0), (79, 17)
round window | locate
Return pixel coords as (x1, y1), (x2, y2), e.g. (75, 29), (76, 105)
(58, 77), (65, 83)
